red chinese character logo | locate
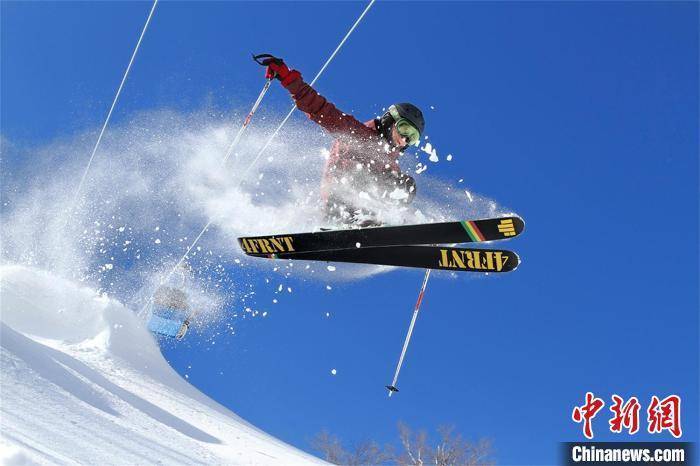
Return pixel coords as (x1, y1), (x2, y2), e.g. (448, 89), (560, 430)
(609, 394), (640, 434)
(572, 392), (605, 439)
(647, 395), (682, 438)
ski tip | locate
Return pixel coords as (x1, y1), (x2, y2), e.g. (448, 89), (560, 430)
(497, 215), (525, 237)
(386, 385), (399, 394)
(512, 216), (525, 235)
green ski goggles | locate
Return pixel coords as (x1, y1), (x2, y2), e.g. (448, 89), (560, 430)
(390, 107), (421, 146)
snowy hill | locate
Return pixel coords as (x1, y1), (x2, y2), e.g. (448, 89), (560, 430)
(0, 264), (325, 465)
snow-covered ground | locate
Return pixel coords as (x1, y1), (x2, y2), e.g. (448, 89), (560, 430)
(0, 264), (325, 465)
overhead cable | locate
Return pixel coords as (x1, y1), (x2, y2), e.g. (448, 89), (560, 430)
(71, 0), (158, 212)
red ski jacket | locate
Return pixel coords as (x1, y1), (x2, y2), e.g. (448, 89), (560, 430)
(282, 76), (405, 212)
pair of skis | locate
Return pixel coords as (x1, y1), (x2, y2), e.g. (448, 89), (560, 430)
(237, 216), (525, 273)
(238, 215), (525, 395)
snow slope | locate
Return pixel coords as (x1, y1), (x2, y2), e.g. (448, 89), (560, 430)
(0, 264), (325, 465)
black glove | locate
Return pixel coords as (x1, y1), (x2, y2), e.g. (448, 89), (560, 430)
(380, 171), (416, 204)
(398, 173), (417, 204)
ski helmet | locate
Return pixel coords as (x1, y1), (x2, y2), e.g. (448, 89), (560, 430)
(389, 103), (425, 135)
(378, 103), (425, 148)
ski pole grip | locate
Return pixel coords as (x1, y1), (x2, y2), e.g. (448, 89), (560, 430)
(252, 53), (281, 66)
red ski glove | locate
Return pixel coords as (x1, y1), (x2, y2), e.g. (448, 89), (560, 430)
(255, 54), (301, 87)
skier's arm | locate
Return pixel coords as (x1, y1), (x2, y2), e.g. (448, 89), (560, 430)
(260, 55), (370, 136)
(283, 78), (369, 136)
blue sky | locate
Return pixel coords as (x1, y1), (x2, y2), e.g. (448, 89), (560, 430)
(2, 1), (698, 464)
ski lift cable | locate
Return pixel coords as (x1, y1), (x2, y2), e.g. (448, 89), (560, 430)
(387, 269), (431, 397)
(71, 0), (159, 213)
(136, 80), (271, 318)
(137, 220), (212, 318)
(139, 0), (375, 317)
(138, 79), (272, 316)
(139, 79), (272, 316)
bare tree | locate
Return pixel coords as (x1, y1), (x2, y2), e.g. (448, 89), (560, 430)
(396, 422), (429, 466)
(313, 423), (493, 466)
(312, 431), (346, 465)
(431, 425), (494, 466)
(312, 430), (393, 465)
(350, 440), (394, 466)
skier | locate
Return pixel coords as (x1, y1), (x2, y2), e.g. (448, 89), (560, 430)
(258, 54), (424, 226)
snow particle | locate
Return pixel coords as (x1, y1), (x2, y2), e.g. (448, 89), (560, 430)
(331, 369), (337, 376)
(327, 265), (336, 272)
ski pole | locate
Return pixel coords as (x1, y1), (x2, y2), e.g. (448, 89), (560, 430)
(221, 68), (274, 164)
(387, 268), (432, 396)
